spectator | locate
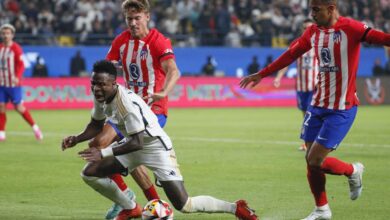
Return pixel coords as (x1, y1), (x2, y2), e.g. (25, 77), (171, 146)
(247, 55), (260, 75)
(70, 50), (86, 77)
(32, 56), (48, 77)
(201, 55), (216, 76)
(372, 58), (386, 76)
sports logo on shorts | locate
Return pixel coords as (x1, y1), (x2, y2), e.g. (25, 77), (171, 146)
(320, 48), (331, 65)
(129, 63), (140, 80)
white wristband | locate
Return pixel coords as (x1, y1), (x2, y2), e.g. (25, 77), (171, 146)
(101, 147), (114, 158)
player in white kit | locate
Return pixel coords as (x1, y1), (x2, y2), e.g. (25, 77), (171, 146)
(62, 60), (258, 220)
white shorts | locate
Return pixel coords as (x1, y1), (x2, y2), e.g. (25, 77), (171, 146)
(115, 138), (183, 182)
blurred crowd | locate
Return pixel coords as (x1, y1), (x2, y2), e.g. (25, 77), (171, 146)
(1, 0), (390, 47)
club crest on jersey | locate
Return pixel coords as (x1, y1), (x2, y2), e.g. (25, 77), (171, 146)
(320, 48), (331, 65)
(333, 31), (342, 43)
(140, 48), (148, 60)
(129, 63), (140, 80)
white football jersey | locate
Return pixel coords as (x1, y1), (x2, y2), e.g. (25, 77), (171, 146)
(92, 85), (172, 150)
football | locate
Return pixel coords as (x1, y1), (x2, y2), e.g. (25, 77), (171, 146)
(142, 199), (174, 220)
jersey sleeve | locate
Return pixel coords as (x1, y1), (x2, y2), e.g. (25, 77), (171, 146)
(153, 35), (175, 63)
(91, 100), (106, 121)
(106, 35), (121, 61)
(14, 44), (25, 79)
(345, 19), (371, 42)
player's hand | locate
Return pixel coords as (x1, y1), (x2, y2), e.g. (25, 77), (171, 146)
(78, 147), (102, 162)
(273, 78), (281, 88)
(12, 77), (19, 85)
(144, 91), (167, 104)
(239, 73), (263, 89)
(61, 136), (78, 151)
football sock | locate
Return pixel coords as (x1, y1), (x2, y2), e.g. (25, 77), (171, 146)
(0, 113), (6, 131)
(180, 196), (235, 213)
(321, 157), (354, 176)
(110, 173), (128, 191)
(307, 166), (328, 206)
(82, 174), (136, 210)
(143, 185), (160, 200)
(21, 110), (35, 126)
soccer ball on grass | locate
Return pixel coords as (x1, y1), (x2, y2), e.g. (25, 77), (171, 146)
(142, 199), (174, 220)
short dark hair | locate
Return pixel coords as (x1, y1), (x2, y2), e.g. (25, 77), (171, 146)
(92, 60), (117, 78)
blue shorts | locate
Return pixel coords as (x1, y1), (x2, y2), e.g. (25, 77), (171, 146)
(296, 91), (314, 112)
(0, 86), (23, 104)
(108, 114), (167, 139)
(300, 106), (357, 150)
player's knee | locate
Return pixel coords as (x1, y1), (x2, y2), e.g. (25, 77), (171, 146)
(307, 159), (322, 169)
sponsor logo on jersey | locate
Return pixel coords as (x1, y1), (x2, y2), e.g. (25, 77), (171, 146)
(319, 66), (340, 72)
(320, 48), (331, 65)
(127, 81), (148, 87)
(129, 63), (140, 80)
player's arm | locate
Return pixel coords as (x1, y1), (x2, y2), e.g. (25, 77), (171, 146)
(364, 28), (390, 46)
(149, 58), (180, 102)
(78, 131), (144, 162)
(14, 46), (25, 84)
(273, 66), (289, 88)
(61, 118), (105, 151)
(240, 36), (311, 89)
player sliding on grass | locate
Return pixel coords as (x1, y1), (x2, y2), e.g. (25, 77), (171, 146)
(240, 0), (390, 219)
(62, 60), (258, 220)
(89, 1), (180, 218)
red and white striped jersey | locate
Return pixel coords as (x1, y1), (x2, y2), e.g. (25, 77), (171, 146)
(0, 42), (25, 87)
(296, 48), (318, 92)
(302, 17), (368, 110)
(106, 29), (175, 116)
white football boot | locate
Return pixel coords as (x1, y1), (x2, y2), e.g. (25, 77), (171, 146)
(348, 162), (364, 200)
(301, 204), (332, 220)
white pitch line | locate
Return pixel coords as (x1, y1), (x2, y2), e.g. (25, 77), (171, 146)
(7, 131), (390, 149)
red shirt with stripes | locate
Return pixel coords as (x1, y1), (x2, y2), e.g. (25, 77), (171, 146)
(106, 29), (175, 116)
(0, 42), (25, 87)
(295, 48), (318, 92)
(259, 16), (390, 110)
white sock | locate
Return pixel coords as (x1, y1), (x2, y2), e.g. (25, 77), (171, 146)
(0, 131), (5, 138)
(317, 204), (330, 210)
(81, 174), (136, 210)
(181, 196), (235, 214)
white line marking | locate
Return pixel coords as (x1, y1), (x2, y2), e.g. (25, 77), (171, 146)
(7, 131), (390, 148)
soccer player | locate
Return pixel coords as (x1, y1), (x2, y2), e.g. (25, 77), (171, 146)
(0, 24), (43, 141)
(273, 19), (318, 151)
(240, 0), (390, 219)
(61, 60), (258, 220)
(89, 1), (181, 218)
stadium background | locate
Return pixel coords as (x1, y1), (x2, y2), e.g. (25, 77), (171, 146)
(1, 1), (390, 220)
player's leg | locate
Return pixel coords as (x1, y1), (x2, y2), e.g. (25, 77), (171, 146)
(143, 146), (258, 219)
(0, 87), (9, 141)
(81, 158), (141, 219)
(159, 180), (257, 220)
(297, 92), (313, 151)
(12, 87), (42, 140)
(301, 107), (331, 220)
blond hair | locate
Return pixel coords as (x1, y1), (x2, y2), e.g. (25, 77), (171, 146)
(0, 24), (15, 34)
(122, 0), (150, 13)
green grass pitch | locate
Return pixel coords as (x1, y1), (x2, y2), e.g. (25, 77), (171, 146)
(0, 106), (389, 220)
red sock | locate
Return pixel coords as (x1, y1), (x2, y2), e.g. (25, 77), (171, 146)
(143, 185), (160, 201)
(110, 174), (128, 191)
(321, 157), (354, 176)
(307, 165), (328, 206)
(0, 113), (6, 130)
(21, 110), (35, 126)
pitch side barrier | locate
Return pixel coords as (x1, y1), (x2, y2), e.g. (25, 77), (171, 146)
(10, 76), (390, 110)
